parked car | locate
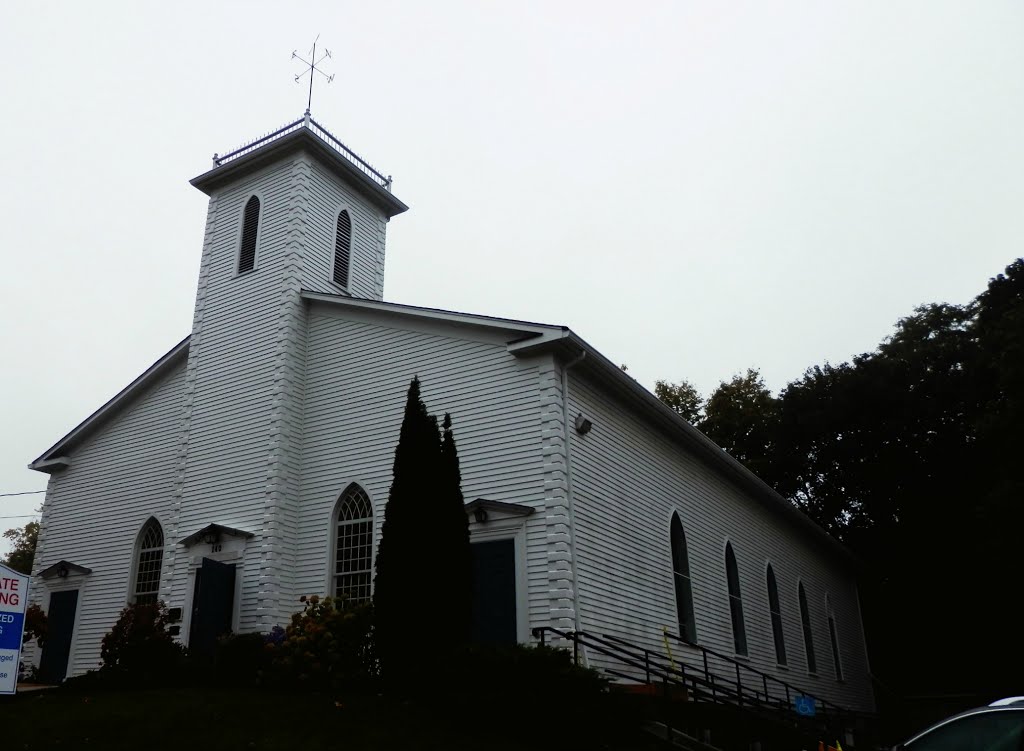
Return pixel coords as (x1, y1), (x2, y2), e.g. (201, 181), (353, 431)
(896, 698), (1024, 751)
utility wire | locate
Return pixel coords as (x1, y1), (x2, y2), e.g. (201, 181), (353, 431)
(0, 514), (40, 519)
(0, 490), (46, 497)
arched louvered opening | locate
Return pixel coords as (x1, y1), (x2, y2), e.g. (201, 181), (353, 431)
(826, 595), (843, 680)
(670, 513), (697, 642)
(766, 564), (787, 665)
(334, 483), (373, 606)
(724, 542), (747, 655)
(238, 195), (260, 273)
(799, 582), (817, 673)
(333, 209), (352, 288)
(133, 518), (164, 605)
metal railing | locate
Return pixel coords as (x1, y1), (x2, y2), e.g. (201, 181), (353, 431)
(532, 626), (872, 741)
(211, 112), (393, 191)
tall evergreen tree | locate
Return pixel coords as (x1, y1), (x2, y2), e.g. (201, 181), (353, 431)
(440, 412), (472, 646)
(374, 380), (472, 684)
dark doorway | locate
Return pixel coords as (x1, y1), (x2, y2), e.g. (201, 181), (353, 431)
(471, 539), (517, 645)
(38, 589), (79, 683)
(188, 558), (236, 658)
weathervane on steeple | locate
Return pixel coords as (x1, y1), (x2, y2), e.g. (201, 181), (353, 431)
(293, 36), (335, 114)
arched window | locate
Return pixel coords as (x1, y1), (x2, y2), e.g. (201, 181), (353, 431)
(725, 542), (747, 655)
(133, 518), (164, 605)
(238, 195), (260, 273)
(670, 513), (697, 642)
(332, 209), (352, 288)
(334, 484), (373, 605)
(766, 564), (787, 665)
(826, 595), (843, 681)
(798, 582), (817, 673)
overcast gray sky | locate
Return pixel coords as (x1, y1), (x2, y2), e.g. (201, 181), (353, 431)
(2, 1), (1022, 554)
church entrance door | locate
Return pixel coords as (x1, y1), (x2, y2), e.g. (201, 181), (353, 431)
(38, 589), (78, 683)
(470, 539), (517, 645)
(188, 557), (236, 658)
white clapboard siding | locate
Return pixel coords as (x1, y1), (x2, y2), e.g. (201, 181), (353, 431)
(170, 156), (308, 630)
(294, 304), (550, 633)
(300, 159), (388, 300)
(29, 361), (186, 676)
(566, 369), (874, 712)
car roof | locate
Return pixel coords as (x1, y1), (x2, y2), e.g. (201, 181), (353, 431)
(903, 705), (1024, 745)
(990, 697), (1024, 707)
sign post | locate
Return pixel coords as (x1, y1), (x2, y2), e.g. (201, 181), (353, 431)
(0, 563), (30, 695)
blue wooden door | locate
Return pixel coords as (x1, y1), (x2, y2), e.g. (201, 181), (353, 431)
(471, 539), (517, 645)
(38, 590), (78, 683)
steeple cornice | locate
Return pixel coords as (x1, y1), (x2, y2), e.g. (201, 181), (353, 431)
(190, 114), (408, 218)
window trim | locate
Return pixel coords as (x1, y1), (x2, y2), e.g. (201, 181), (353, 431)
(825, 593), (844, 682)
(330, 206), (354, 292)
(235, 192), (264, 276)
(766, 561), (788, 666)
(723, 540), (747, 657)
(669, 511), (697, 643)
(329, 482), (374, 606)
(797, 580), (817, 675)
(129, 516), (164, 605)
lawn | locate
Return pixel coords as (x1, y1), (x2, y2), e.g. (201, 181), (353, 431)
(3, 685), (646, 750)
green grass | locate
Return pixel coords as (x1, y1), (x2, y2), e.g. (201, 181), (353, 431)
(3, 686), (644, 750)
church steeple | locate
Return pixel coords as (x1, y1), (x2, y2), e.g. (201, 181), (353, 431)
(190, 113), (407, 300)
(166, 116), (408, 630)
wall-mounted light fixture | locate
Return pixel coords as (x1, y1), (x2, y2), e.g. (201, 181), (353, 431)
(474, 507), (489, 524)
(56, 564), (69, 579)
(201, 529), (220, 545)
(575, 413), (593, 435)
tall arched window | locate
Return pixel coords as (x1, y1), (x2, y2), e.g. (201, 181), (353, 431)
(798, 582), (817, 673)
(133, 518), (164, 604)
(670, 513), (697, 642)
(238, 195), (260, 273)
(766, 564), (787, 665)
(334, 483), (373, 605)
(332, 209), (352, 288)
(826, 595), (843, 681)
(724, 542), (747, 655)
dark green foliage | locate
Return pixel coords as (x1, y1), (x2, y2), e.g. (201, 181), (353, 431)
(374, 378), (472, 685)
(2, 520), (38, 574)
(98, 602), (186, 685)
(267, 595), (377, 691)
(211, 632), (272, 687)
(23, 603), (47, 647)
(654, 257), (1024, 699)
(700, 368), (779, 480)
(655, 378), (704, 424)
(440, 412), (473, 646)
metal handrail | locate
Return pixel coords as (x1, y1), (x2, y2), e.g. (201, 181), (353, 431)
(211, 113), (393, 191)
(662, 631), (856, 718)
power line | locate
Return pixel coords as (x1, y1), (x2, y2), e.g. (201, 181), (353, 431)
(0, 514), (40, 520)
(0, 490), (46, 497)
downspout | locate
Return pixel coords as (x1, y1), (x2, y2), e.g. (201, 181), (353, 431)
(560, 349), (586, 634)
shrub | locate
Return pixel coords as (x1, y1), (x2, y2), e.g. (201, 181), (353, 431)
(99, 602), (185, 685)
(268, 595), (377, 692)
(211, 632), (272, 687)
(22, 603), (47, 647)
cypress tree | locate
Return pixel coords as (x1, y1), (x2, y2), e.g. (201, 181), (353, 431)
(374, 377), (442, 682)
(440, 412), (473, 647)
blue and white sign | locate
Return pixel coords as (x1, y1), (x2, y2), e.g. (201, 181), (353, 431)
(0, 563), (30, 695)
(793, 694), (817, 717)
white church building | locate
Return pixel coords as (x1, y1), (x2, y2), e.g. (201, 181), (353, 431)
(26, 112), (874, 713)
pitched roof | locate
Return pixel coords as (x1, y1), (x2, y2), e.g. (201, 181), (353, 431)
(28, 337), (190, 472)
(31, 293), (853, 565)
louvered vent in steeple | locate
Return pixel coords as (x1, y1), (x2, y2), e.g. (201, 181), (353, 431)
(332, 209), (352, 288)
(238, 195), (261, 273)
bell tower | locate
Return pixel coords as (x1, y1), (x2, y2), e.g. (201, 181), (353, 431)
(163, 114), (407, 632)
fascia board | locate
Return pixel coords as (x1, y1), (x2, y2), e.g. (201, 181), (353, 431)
(28, 337), (191, 471)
